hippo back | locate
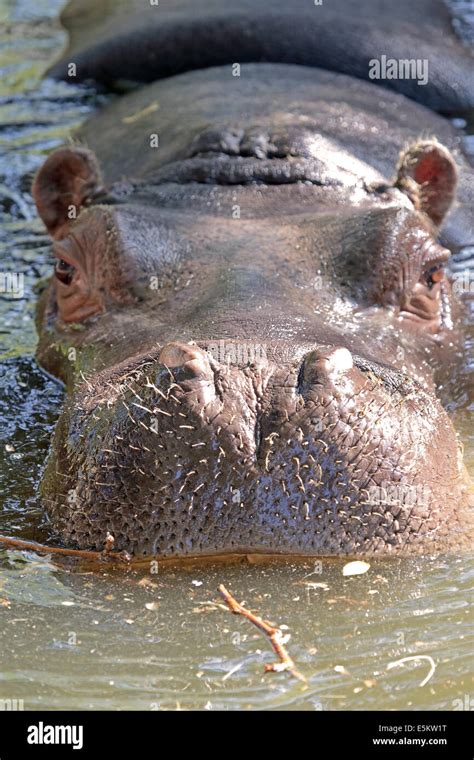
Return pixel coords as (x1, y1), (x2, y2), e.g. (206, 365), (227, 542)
(49, 0), (474, 113)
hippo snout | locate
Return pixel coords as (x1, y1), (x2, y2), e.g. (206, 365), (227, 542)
(40, 340), (470, 557)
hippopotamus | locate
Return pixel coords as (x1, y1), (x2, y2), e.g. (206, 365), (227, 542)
(31, 2), (474, 558)
(49, 0), (474, 113)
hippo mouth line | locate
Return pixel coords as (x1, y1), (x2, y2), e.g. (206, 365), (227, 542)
(146, 155), (351, 186)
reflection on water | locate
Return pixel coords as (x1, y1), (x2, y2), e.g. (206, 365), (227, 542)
(0, 554), (473, 711)
(0, 0), (472, 711)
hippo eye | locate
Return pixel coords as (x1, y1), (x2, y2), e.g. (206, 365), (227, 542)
(423, 263), (445, 290)
(419, 241), (450, 288)
(50, 225), (106, 324)
(55, 258), (76, 285)
(398, 242), (452, 328)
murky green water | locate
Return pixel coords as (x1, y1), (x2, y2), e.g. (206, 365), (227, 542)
(0, 1), (472, 711)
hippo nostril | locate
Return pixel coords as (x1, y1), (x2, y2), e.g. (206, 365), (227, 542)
(159, 341), (212, 378)
(300, 346), (353, 386)
(320, 347), (353, 374)
(159, 341), (199, 368)
(298, 346), (354, 393)
(158, 341), (217, 405)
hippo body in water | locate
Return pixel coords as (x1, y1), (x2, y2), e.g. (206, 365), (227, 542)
(49, 0), (474, 113)
(32, 3), (474, 557)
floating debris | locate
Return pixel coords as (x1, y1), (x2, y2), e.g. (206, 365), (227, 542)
(219, 584), (307, 683)
(342, 561), (371, 576)
(145, 602), (160, 611)
(387, 655), (436, 688)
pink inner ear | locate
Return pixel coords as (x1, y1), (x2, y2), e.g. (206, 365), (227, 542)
(413, 152), (442, 185)
(33, 147), (103, 239)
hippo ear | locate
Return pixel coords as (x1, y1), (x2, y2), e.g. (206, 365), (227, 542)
(394, 140), (458, 227)
(32, 146), (104, 239)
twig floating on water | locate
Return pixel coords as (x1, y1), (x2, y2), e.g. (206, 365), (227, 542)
(218, 583), (307, 683)
(0, 534), (131, 563)
(222, 662), (243, 682)
(387, 655), (436, 688)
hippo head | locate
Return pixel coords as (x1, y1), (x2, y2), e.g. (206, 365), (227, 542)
(32, 115), (471, 556)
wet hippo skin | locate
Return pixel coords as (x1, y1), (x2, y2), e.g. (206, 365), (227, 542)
(73, 64), (474, 252)
(32, 60), (474, 557)
(48, 0), (474, 113)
